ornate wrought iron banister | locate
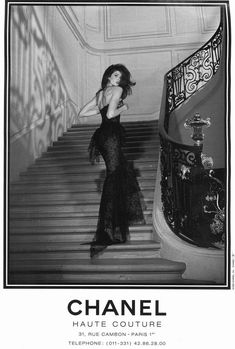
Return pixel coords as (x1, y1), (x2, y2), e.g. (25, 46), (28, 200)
(165, 20), (223, 131)
(159, 11), (225, 249)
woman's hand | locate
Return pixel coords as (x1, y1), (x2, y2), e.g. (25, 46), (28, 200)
(117, 99), (124, 108)
(116, 103), (128, 115)
(122, 103), (129, 112)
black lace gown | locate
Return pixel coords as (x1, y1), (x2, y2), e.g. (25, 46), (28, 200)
(88, 104), (145, 257)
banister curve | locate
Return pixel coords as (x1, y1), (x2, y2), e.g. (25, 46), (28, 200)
(158, 7), (226, 249)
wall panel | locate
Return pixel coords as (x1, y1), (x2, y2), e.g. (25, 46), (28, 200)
(174, 7), (200, 34)
(105, 6), (171, 41)
(85, 51), (102, 101)
(200, 6), (220, 32)
(85, 6), (100, 32)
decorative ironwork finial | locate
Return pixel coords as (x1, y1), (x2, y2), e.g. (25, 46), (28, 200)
(184, 113), (211, 146)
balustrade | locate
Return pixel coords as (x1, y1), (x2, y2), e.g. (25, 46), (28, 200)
(159, 15), (225, 249)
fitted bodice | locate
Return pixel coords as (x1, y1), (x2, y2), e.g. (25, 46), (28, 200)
(99, 104), (120, 124)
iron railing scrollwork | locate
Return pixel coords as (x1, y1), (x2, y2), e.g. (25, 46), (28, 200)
(159, 14), (225, 249)
(165, 22), (223, 131)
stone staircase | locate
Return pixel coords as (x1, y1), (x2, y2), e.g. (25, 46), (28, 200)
(9, 120), (186, 285)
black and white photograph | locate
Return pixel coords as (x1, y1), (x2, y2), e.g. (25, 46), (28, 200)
(5, 0), (230, 287)
(1, 0), (234, 348)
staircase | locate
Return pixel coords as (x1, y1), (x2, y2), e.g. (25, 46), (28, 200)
(9, 120), (186, 285)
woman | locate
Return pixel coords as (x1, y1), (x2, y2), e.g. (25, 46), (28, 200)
(78, 64), (145, 258)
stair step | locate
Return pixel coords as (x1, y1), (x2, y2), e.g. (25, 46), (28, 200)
(46, 147), (159, 155)
(19, 170), (156, 182)
(67, 128), (159, 136)
(62, 133), (158, 142)
(9, 257), (184, 273)
(9, 240), (161, 259)
(10, 198), (153, 209)
(52, 140), (159, 148)
(60, 133), (158, 141)
(26, 162), (157, 173)
(9, 240), (159, 252)
(10, 209), (152, 219)
(59, 135), (159, 145)
(9, 201), (153, 213)
(34, 157), (157, 167)
(69, 122), (158, 131)
(47, 143), (159, 152)
(10, 233), (153, 244)
(10, 188), (153, 202)
(14, 173), (156, 184)
(8, 274), (188, 285)
(10, 179), (155, 192)
(72, 120), (157, 125)
(58, 131), (159, 139)
(10, 225), (154, 242)
(40, 151), (159, 161)
(8, 258), (185, 285)
(9, 214), (152, 227)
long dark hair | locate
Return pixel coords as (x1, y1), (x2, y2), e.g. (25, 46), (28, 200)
(99, 64), (136, 100)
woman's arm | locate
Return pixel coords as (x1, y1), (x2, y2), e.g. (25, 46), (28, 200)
(78, 96), (100, 118)
(107, 87), (128, 119)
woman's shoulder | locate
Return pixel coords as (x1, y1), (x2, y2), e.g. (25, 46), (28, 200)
(113, 86), (123, 91)
(111, 86), (123, 97)
(105, 86), (122, 92)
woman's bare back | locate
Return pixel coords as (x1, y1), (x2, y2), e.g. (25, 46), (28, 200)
(97, 86), (122, 110)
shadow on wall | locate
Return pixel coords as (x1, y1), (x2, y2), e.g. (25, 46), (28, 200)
(10, 6), (77, 181)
